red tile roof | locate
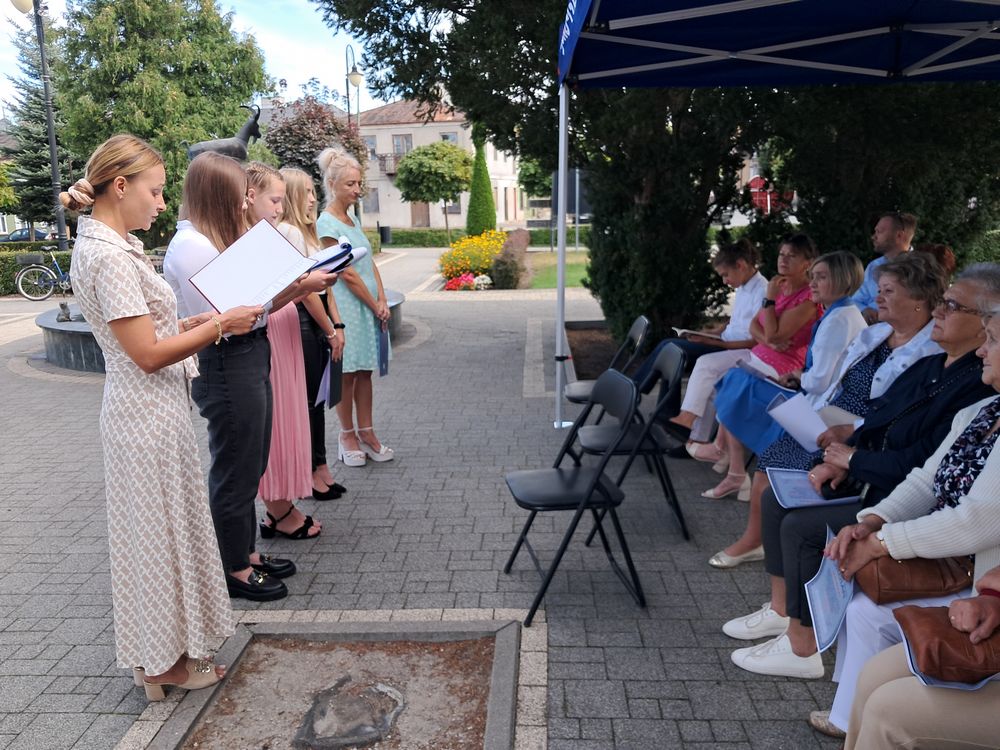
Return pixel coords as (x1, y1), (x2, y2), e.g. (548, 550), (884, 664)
(359, 100), (466, 126)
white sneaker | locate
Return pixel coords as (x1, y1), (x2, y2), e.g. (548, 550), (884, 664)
(723, 602), (790, 640)
(731, 634), (824, 679)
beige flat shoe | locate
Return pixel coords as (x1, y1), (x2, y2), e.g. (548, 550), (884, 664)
(808, 710), (846, 739)
(708, 545), (765, 569)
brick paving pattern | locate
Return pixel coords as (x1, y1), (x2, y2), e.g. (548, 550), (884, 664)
(0, 291), (842, 749)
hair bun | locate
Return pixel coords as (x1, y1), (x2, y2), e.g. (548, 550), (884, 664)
(60, 179), (96, 211)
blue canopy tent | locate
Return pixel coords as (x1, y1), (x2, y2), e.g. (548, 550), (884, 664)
(551, 0), (1000, 424)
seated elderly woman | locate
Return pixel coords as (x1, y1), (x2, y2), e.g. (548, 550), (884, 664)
(680, 233), (820, 452)
(810, 303), (1000, 738)
(722, 264), (1000, 690)
(844, 564), (1000, 750)
(696, 251), (867, 500)
(706, 253), (947, 568)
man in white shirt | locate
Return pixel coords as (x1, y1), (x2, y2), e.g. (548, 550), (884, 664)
(851, 212), (916, 324)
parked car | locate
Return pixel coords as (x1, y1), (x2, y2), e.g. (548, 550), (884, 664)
(0, 227), (48, 242)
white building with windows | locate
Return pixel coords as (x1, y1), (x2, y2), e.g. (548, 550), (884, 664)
(357, 100), (522, 231)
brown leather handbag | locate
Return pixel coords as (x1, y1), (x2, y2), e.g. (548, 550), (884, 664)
(894, 605), (1000, 683)
(855, 556), (974, 605)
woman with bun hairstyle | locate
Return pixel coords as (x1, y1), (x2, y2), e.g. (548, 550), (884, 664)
(164, 153), (337, 604)
(316, 147), (393, 467)
(65, 135), (263, 699)
(278, 166), (346, 499)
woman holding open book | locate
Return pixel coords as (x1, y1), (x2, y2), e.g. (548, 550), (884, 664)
(706, 253), (945, 570)
(721, 264), (998, 701)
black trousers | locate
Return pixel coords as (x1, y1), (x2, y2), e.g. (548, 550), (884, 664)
(192, 329), (273, 574)
(760, 487), (863, 626)
(296, 301), (330, 470)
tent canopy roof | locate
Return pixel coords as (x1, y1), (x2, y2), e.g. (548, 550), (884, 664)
(558, 0), (1000, 88)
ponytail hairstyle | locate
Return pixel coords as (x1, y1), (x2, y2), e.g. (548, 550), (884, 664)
(713, 238), (760, 270)
(181, 152), (248, 252)
(60, 134), (163, 212)
(317, 147), (362, 206)
(280, 167), (320, 253)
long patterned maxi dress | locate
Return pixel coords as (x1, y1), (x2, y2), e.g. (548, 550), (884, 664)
(71, 216), (233, 675)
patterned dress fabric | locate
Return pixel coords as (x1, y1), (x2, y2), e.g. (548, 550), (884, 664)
(757, 343), (892, 471)
(71, 216), (233, 675)
(258, 302), (313, 500)
(316, 211), (387, 373)
(932, 396), (1000, 510)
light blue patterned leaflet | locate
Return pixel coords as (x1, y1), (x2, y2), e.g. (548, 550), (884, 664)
(898, 624), (1000, 690)
(805, 527), (855, 653)
(766, 468), (861, 509)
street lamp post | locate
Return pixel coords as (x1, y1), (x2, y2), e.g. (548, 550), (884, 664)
(9, 0), (69, 251)
(345, 44), (363, 129)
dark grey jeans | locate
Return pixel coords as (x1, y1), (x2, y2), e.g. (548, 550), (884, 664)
(192, 329), (273, 574)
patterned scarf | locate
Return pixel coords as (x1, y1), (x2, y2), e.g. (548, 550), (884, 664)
(932, 397), (1000, 511)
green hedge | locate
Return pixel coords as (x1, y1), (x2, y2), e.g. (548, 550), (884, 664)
(0, 250), (73, 296)
(0, 240), (58, 253)
(375, 228), (456, 247)
(527, 226), (591, 247)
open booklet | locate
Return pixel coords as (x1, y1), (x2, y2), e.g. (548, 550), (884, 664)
(804, 526), (855, 653)
(735, 359), (797, 392)
(671, 327), (722, 341)
(188, 219), (367, 312)
(765, 468), (861, 509)
(766, 392), (860, 450)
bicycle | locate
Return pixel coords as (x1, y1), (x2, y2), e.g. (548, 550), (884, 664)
(14, 246), (71, 301)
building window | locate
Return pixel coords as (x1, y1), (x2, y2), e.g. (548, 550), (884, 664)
(440, 132), (458, 144)
(392, 134), (413, 154)
(362, 136), (377, 160)
(362, 188), (380, 213)
(445, 197), (460, 214)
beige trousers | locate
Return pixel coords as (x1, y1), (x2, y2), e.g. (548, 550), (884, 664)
(845, 644), (1000, 750)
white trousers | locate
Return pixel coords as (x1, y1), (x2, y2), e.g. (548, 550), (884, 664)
(680, 349), (751, 417)
(829, 586), (971, 731)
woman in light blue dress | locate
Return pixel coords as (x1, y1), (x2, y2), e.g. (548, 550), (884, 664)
(316, 147), (393, 467)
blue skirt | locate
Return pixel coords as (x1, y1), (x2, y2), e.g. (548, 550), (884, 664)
(714, 368), (790, 456)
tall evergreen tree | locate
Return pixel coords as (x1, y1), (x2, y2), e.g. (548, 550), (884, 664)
(465, 127), (495, 236)
(56, 0), (270, 245)
(2, 22), (71, 230)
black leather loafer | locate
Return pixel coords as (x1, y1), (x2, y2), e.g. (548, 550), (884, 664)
(311, 485), (343, 501)
(251, 554), (296, 579)
(226, 570), (287, 601)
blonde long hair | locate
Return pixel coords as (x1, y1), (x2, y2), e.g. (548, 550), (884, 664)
(60, 134), (163, 212)
(280, 167), (320, 253)
(182, 152), (247, 252)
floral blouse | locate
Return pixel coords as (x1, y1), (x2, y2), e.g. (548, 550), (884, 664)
(933, 397), (1000, 511)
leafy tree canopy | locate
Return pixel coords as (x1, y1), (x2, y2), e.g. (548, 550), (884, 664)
(55, 0), (270, 245)
(0, 162), (17, 214)
(517, 158), (551, 198)
(395, 141), (471, 205)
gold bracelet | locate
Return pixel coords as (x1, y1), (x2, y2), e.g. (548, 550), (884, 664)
(211, 315), (223, 345)
(325, 331), (337, 340)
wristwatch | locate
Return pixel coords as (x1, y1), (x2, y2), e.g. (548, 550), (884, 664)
(762, 298), (777, 308)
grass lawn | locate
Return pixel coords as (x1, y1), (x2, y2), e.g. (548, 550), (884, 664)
(528, 251), (589, 289)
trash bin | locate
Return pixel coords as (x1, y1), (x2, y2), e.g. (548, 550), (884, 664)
(378, 225), (392, 245)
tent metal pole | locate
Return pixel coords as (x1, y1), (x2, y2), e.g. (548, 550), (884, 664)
(554, 83), (571, 428)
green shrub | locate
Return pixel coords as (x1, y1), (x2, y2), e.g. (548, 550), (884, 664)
(0, 240), (57, 253)
(363, 229), (381, 255)
(960, 229), (1000, 266)
(491, 247), (523, 289)
(380, 228), (459, 247)
(465, 129), (496, 236)
(527, 226), (591, 247)
(0, 250), (73, 296)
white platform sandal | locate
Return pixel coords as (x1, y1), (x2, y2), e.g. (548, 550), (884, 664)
(357, 426), (394, 462)
(338, 429), (367, 467)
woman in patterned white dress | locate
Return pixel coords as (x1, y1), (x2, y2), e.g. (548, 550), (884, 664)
(63, 135), (263, 699)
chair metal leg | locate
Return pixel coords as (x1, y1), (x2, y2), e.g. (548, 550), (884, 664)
(653, 453), (690, 540)
(586, 507), (645, 607)
(523, 506), (587, 627)
(607, 507), (646, 608)
(503, 511), (537, 574)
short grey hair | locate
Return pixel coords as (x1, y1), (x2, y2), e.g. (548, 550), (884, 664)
(956, 263), (1000, 312)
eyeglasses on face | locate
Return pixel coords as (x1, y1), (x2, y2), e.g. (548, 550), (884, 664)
(934, 297), (981, 316)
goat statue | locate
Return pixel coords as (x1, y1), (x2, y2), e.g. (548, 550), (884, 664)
(186, 104), (262, 162)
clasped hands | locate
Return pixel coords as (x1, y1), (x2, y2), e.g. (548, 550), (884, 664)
(949, 567), (1000, 644)
(824, 516), (888, 581)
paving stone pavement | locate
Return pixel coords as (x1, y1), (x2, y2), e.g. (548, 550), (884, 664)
(0, 291), (843, 749)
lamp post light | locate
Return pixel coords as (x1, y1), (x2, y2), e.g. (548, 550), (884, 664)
(345, 44), (363, 129)
(9, 0), (68, 251)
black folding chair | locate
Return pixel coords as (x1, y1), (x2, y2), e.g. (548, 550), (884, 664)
(564, 315), (650, 405)
(577, 343), (691, 543)
(503, 370), (645, 626)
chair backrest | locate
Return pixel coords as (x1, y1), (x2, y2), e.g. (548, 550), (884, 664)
(590, 369), (639, 424)
(647, 343), (686, 421)
(608, 315), (650, 372)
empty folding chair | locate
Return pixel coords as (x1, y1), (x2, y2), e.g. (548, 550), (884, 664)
(577, 343), (691, 542)
(563, 315), (650, 405)
(503, 370), (645, 626)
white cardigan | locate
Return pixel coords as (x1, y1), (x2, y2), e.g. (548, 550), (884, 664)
(809, 319), (942, 409)
(859, 395), (1000, 583)
(799, 304), (868, 396)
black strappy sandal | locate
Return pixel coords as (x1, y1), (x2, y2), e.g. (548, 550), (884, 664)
(259, 509), (320, 540)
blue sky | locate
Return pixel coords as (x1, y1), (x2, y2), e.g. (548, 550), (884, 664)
(0, 0), (386, 120)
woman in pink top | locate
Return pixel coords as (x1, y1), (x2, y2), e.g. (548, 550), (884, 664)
(688, 234), (820, 498)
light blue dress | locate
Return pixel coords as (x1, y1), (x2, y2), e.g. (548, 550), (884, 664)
(316, 210), (385, 373)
